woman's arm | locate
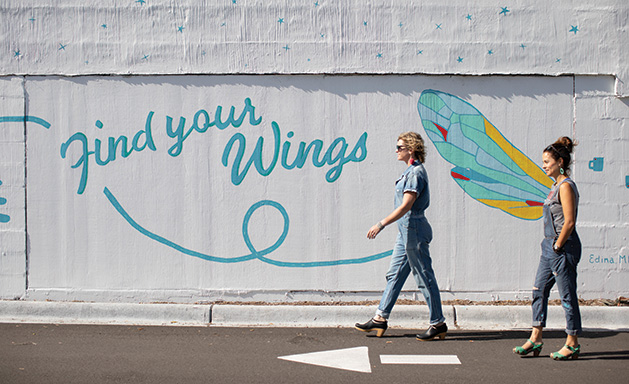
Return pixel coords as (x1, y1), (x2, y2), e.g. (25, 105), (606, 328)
(554, 182), (577, 251)
(367, 191), (417, 239)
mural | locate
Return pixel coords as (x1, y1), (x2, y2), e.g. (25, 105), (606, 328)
(0, 180), (8, 223)
(0, 74), (625, 302)
(0, 1), (627, 302)
(57, 99), (368, 195)
(8, 2), (583, 66)
(588, 157), (604, 172)
(8, 89), (552, 268)
(0, 115), (52, 224)
(105, 188), (392, 268)
(50, 94), (384, 268)
(7, 0), (623, 94)
(417, 90), (553, 220)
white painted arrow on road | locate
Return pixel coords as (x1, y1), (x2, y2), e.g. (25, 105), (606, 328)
(278, 346), (372, 373)
(278, 347), (461, 373)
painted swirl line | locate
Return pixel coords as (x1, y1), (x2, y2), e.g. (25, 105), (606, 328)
(0, 115), (51, 129)
(103, 187), (391, 267)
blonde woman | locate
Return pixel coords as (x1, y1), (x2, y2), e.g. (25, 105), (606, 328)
(355, 132), (447, 340)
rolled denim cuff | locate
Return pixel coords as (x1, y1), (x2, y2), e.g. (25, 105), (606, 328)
(429, 316), (447, 326)
(532, 321), (546, 328)
(375, 309), (390, 320)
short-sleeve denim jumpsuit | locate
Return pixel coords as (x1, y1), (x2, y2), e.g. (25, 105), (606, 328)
(532, 178), (582, 335)
(375, 160), (446, 325)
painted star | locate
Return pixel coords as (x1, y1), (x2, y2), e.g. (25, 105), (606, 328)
(376, 53), (383, 58)
(14, 50), (21, 58)
(457, 56), (463, 63)
(142, 54), (149, 60)
(520, 43), (526, 49)
(320, 33), (325, 38)
(101, 24), (107, 29)
(314, 1), (319, 6)
(29, 17), (35, 22)
(278, 18), (285, 25)
(58, 43), (67, 50)
(232, 0), (237, 3)
(488, 49), (494, 55)
(466, 14), (472, 20)
(569, 25), (579, 34)
(417, 50), (423, 55)
(435, 23), (442, 30)
(282, 45), (290, 51)
(363, 21), (368, 26)
(556, 58), (561, 63)
(136, 0), (146, 5)
(177, 26), (185, 32)
(500, 7), (510, 15)
(399, 22), (403, 28)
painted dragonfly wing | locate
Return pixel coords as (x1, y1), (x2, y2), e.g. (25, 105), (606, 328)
(417, 90), (553, 220)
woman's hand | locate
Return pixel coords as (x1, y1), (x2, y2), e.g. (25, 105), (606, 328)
(367, 192), (417, 240)
(367, 223), (383, 239)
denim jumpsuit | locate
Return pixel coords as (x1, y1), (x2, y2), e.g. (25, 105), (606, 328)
(375, 160), (446, 325)
(532, 178), (582, 335)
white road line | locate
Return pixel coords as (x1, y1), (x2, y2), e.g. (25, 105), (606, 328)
(380, 355), (461, 365)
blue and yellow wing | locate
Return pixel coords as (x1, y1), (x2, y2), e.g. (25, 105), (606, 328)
(417, 90), (552, 220)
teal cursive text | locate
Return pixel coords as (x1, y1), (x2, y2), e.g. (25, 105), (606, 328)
(222, 122), (368, 185)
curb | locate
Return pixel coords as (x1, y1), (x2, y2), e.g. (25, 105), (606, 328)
(0, 301), (627, 330)
(0, 301), (210, 326)
(211, 305), (629, 331)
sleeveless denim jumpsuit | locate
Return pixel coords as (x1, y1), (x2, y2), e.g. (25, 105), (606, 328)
(532, 178), (582, 335)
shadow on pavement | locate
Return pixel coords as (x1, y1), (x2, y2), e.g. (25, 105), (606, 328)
(579, 350), (629, 361)
(368, 329), (621, 342)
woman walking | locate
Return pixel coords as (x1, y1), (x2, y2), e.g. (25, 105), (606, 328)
(514, 136), (582, 360)
(355, 131), (447, 340)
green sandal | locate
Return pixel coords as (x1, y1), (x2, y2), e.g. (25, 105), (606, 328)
(550, 345), (580, 360)
(513, 339), (544, 357)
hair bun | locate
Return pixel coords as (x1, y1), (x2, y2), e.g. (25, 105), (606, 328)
(554, 136), (577, 153)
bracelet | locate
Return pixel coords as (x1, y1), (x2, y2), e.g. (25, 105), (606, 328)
(376, 222), (384, 230)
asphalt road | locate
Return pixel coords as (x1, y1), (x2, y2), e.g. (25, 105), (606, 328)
(1, 323), (627, 383)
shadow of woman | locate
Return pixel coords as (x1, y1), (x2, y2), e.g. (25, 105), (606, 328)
(578, 350), (629, 361)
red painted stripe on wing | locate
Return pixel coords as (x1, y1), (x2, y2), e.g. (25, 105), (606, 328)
(434, 123), (448, 141)
(451, 171), (469, 181)
(526, 200), (544, 207)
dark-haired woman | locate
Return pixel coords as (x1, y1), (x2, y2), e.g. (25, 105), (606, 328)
(355, 131), (447, 340)
(514, 137), (582, 360)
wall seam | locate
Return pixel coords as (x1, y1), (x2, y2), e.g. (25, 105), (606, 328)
(22, 75), (29, 297)
(572, 75), (578, 179)
(572, 75), (577, 137)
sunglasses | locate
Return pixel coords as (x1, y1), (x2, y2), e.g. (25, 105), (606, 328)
(396, 145), (407, 151)
(545, 144), (562, 156)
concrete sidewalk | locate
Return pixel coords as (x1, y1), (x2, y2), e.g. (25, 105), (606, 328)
(0, 300), (627, 330)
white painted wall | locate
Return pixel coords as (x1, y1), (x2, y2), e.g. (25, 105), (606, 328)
(0, 1), (627, 303)
(2, 0), (628, 94)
